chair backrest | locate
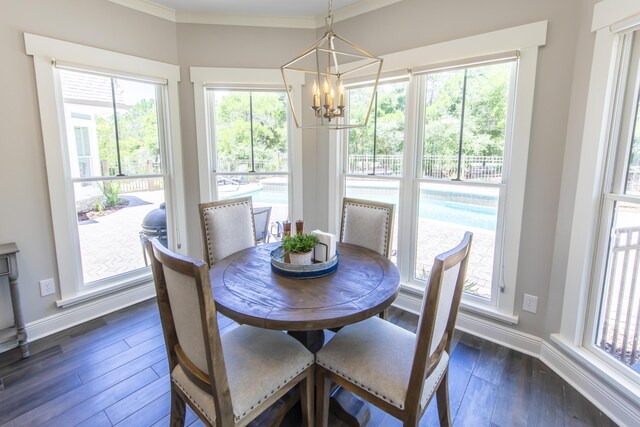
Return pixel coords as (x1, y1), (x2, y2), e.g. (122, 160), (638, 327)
(146, 238), (234, 425)
(405, 232), (473, 412)
(340, 197), (395, 257)
(199, 197), (256, 265)
(253, 206), (272, 243)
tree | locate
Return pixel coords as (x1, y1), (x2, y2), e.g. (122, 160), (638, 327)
(95, 98), (160, 176)
(212, 91), (288, 172)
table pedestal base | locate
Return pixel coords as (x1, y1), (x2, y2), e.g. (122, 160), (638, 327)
(287, 329), (325, 354)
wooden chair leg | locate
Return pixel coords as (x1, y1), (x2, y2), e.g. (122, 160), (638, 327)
(436, 372), (452, 427)
(170, 388), (187, 427)
(315, 368), (331, 427)
(300, 366), (315, 427)
(379, 308), (389, 320)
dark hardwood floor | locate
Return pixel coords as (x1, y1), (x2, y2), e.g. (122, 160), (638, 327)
(0, 300), (615, 427)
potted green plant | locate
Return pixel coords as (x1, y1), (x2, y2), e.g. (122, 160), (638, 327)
(280, 233), (319, 265)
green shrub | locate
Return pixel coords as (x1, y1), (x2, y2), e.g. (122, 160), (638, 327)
(100, 181), (121, 207)
(280, 233), (319, 254)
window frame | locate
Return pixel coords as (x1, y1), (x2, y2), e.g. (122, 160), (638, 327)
(556, 0), (640, 405)
(191, 68), (304, 222)
(407, 61), (517, 306)
(330, 21), (546, 322)
(25, 33), (188, 307)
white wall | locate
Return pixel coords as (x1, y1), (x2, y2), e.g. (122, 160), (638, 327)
(546, 0), (598, 338)
(0, 0), (178, 323)
(0, 0), (596, 343)
(315, 0), (588, 337)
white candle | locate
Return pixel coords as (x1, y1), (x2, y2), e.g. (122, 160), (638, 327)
(323, 79), (329, 106)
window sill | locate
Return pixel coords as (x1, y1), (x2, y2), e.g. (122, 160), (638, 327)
(550, 333), (640, 406)
(56, 270), (153, 308)
(399, 283), (519, 324)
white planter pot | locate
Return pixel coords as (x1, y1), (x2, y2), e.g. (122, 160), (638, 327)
(288, 251), (313, 265)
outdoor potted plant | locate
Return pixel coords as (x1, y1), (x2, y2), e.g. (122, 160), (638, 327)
(280, 233), (319, 265)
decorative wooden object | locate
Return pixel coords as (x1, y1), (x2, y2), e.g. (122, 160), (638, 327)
(210, 241), (400, 426)
(0, 243), (29, 358)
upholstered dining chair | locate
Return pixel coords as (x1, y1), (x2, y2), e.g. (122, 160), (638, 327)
(315, 232), (473, 427)
(145, 238), (315, 427)
(252, 206), (272, 244)
(199, 197), (256, 266)
(340, 197), (395, 258)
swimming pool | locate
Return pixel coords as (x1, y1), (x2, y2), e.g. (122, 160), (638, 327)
(227, 186), (497, 231)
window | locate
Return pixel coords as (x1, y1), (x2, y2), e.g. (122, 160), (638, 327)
(191, 68), (303, 238)
(415, 61), (515, 302)
(586, 28), (640, 379)
(26, 34), (187, 305)
(341, 61), (515, 306)
(343, 80), (408, 261)
(208, 89), (291, 228)
(331, 32), (543, 320)
(60, 69), (169, 286)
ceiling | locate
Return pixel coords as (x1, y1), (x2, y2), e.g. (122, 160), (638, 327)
(109, 0), (404, 28)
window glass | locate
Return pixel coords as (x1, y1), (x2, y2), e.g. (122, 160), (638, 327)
(211, 90), (288, 173)
(416, 61), (514, 301)
(75, 179), (165, 284)
(60, 68), (168, 286)
(423, 62), (511, 183)
(347, 81), (408, 176)
(625, 91), (640, 196)
(60, 70), (161, 178)
(593, 33), (640, 372)
(415, 183), (499, 299)
(209, 89), (291, 242)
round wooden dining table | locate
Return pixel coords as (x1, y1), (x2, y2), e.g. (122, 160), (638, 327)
(209, 241), (400, 426)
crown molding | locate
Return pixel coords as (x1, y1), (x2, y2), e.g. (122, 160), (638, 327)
(109, 0), (176, 22)
(176, 12), (318, 29)
(323, 0), (404, 27)
(109, 0), (405, 29)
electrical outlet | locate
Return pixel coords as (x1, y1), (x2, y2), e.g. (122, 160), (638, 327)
(39, 278), (55, 297)
(522, 293), (538, 313)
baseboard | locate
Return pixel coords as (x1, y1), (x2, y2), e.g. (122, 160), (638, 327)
(25, 283), (157, 342)
(392, 290), (422, 315)
(540, 340), (638, 427)
(455, 310), (543, 357)
(394, 289), (638, 426)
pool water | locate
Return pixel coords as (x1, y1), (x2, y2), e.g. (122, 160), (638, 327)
(231, 186), (497, 231)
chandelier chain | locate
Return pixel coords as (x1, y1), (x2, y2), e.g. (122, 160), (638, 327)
(326, 0), (334, 31)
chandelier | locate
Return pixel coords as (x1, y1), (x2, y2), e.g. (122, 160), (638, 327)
(281, 0), (383, 130)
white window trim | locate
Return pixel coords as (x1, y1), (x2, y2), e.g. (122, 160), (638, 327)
(190, 67), (305, 221)
(25, 33), (189, 306)
(328, 21), (546, 319)
(557, 0), (640, 405)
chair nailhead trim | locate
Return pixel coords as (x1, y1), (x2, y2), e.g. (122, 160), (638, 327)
(235, 361), (312, 422)
(172, 377), (216, 425)
(316, 358), (448, 412)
